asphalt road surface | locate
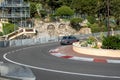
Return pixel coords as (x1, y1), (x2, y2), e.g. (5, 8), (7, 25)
(1, 42), (120, 80)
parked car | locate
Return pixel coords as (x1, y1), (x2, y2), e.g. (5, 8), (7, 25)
(60, 36), (79, 45)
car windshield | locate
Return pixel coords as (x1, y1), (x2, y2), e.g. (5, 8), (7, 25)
(62, 36), (76, 39)
(63, 36), (68, 39)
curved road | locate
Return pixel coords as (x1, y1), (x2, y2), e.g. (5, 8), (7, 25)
(2, 43), (120, 80)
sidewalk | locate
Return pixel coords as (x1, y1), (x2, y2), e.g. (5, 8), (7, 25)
(50, 45), (120, 63)
(0, 76), (20, 80)
(0, 62), (36, 80)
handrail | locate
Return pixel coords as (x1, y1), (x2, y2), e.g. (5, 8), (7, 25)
(5, 28), (36, 40)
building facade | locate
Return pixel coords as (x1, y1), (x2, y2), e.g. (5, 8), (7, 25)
(0, 0), (30, 26)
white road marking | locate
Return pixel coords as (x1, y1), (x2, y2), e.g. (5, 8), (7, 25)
(107, 59), (120, 64)
(51, 53), (66, 57)
(70, 56), (93, 62)
(3, 48), (120, 79)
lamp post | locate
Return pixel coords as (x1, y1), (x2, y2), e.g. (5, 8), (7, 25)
(107, 0), (110, 36)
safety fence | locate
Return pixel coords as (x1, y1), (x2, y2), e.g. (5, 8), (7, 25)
(0, 30), (120, 47)
(0, 36), (59, 47)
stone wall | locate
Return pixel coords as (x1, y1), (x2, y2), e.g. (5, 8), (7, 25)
(34, 20), (77, 37)
(33, 19), (94, 38)
(79, 28), (91, 34)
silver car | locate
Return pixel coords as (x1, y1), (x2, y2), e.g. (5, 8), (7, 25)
(60, 36), (79, 45)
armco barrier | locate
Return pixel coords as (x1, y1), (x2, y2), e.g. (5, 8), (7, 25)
(0, 41), (4, 47)
(0, 41), (9, 47)
(0, 30), (120, 47)
(9, 36), (59, 47)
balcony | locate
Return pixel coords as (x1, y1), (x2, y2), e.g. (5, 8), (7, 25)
(0, 2), (30, 7)
(0, 13), (30, 18)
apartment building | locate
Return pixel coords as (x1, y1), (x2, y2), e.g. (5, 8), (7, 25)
(0, 0), (30, 27)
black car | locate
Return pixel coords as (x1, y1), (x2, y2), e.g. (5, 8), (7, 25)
(60, 36), (79, 45)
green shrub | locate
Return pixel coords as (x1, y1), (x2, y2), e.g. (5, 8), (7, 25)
(49, 14), (57, 22)
(34, 13), (40, 18)
(87, 16), (96, 24)
(70, 18), (83, 31)
(30, 2), (37, 17)
(102, 35), (120, 50)
(89, 23), (107, 33)
(2, 23), (17, 35)
(55, 6), (74, 17)
(101, 24), (107, 32)
(87, 36), (97, 44)
(114, 25), (120, 30)
(40, 10), (47, 18)
(80, 41), (88, 47)
(0, 32), (3, 36)
(90, 23), (100, 32)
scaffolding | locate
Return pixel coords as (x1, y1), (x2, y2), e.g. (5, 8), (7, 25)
(0, 0), (30, 27)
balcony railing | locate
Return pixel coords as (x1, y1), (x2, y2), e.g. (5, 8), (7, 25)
(0, 2), (30, 7)
(0, 13), (30, 18)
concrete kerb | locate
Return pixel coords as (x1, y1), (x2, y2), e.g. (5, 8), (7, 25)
(49, 47), (120, 64)
(73, 42), (120, 58)
(72, 42), (120, 63)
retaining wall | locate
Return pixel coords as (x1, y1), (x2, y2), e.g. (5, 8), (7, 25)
(73, 42), (120, 58)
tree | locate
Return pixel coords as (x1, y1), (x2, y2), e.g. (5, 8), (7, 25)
(61, 0), (73, 6)
(30, 2), (37, 17)
(70, 18), (83, 31)
(47, 0), (63, 10)
(87, 16), (96, 24)
(71, 0), (97, 15)
(55, 6), (74, 17)
(110, 0), (120, 25)
(36, 3), (43, 17)
(28, 0), (120, 26)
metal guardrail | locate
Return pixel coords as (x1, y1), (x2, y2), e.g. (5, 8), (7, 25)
(9, 36), (59, 47)
(0, 31), (120, 47)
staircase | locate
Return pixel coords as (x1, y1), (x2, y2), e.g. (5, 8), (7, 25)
(5, 28), (36, 40)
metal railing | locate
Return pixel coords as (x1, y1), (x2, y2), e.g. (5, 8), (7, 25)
(0, 2), (30, 7)
(0, 13), (30, 18)
(6, 28), (36, 40)
(9, 36), (59, 47)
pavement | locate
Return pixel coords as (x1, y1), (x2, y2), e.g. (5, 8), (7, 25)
(49, 45), (120, 64)
(0, 62), (36, 80)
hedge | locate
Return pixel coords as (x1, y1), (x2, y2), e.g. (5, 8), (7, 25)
(102, 35), (120, 50)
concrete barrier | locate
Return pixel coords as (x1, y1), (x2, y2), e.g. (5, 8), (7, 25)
(73, 42), (120, 58)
